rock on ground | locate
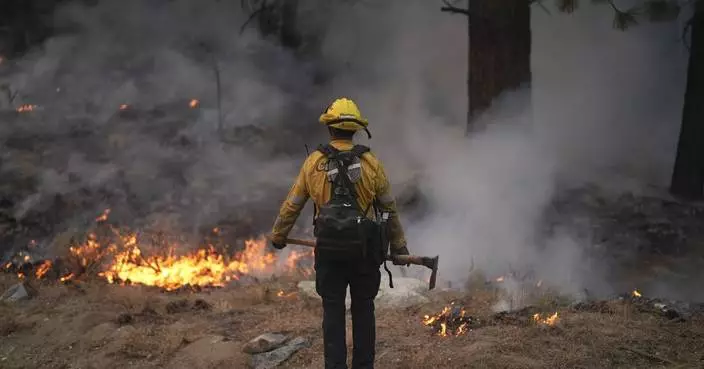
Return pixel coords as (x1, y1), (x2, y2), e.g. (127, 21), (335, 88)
(0, 282), (37, 303)
(249, 336), (309, 369)
(243, 333), (289, 354)
(297, 276), (429, 309)
(167, 335), (242, 369)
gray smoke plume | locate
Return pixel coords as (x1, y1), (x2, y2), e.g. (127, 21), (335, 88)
(319, 0), (689, 300)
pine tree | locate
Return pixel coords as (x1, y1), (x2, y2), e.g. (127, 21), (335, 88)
(442, 0), (532, 134)
(445, 0), (704, 198)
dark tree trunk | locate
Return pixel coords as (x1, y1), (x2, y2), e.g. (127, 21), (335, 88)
(670, 5), (704, 199)
(467, 0), (531, 133)
(280, 0), (302, 50)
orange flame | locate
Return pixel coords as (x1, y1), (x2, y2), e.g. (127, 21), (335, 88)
(35, 260), (53, 279)
(422, 303), (471, 337)
(189, 99), (199, 108)
(277, 290), (297, 298)
(85, 233), (310, 291)
(60, 273), (74, 282)
(17, 104), (35, 112)
(533, 312), (559, 326)
(632, 289), (642, 298)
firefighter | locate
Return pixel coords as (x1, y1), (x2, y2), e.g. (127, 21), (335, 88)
(269, 97), (409, 369)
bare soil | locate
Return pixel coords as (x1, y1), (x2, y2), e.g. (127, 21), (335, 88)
(1, 274), (703, 369)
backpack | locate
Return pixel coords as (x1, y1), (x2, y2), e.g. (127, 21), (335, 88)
(313, 144), (380, 261)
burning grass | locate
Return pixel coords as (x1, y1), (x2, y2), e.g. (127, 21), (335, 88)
(422, 302), (481, 337)
(2, 210), (313, 292)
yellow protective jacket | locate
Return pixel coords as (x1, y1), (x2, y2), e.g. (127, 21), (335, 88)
(270, 139), (408, 251)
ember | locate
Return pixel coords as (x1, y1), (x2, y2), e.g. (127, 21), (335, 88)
(532, 312), (559, 326)
(96, 209), (111, 222)
(35, 260), (52, 279)
(189, 99), (199, 108)
(422, 302), (478, 337)
(119, 104), (129, 110)
(277, 290), (297, 298)
(16, 104), (36, 112)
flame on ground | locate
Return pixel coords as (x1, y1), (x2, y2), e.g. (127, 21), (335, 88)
(422, 303), (475, 337)
(65, 227), (314, 291)
(97, 236), (291, 290)
(532, 312), (559, 326)
(277, 290), (297, 298)
(35, 260), (53, 279)
(632, 289), (642, 298)
(17, 104), (36, 112)
(4, 208), (313, 291)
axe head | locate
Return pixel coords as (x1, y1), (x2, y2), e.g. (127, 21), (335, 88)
(422, 256), (439, 290)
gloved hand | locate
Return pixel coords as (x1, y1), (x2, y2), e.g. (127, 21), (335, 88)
(390, 246), (410, 266)
(270, 241), (286, 250)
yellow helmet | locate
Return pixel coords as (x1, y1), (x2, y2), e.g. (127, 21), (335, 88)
(319, 97), (371, 138)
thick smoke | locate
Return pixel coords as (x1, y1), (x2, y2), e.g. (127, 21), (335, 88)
(0, 0), (325, 258)
(320, 0), (688, 299)
(0, 0), (692, 300)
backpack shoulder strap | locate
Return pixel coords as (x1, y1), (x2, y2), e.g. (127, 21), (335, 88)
(351, 144), (370, 158)
(317, 144), (339, 158)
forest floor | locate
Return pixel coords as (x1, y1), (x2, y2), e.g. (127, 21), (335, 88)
(1, 273), (703, 369)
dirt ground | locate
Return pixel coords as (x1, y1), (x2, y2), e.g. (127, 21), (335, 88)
(1, 274), (703, 369)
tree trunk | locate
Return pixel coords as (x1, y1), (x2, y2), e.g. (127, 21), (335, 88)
(670, 5), (704, 199)
(280, 0), (301, 50)
(467, 0), (531, 133)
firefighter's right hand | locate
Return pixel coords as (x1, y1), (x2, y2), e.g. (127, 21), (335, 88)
(390, 246), (410, 266)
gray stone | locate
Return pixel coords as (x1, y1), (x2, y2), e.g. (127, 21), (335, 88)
(297, 276), (429, 309)
(243, 333), (289, 354)
(0, 282), (37, 303)
(249, 336), (309, 369)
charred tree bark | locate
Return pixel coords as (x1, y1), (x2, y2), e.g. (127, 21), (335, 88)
(467, 0), (531, 133)
(670, 5), (704, 199)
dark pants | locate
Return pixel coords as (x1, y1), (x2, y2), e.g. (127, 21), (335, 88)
(315, 254), (381, 369)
